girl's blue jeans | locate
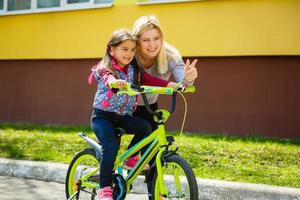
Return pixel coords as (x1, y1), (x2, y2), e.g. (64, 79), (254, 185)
(91, 108), (152, 188)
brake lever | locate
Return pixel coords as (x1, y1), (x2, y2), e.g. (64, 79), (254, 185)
(175, 82), (186, 92)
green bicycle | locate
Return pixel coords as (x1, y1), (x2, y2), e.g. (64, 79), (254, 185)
(65, 83), (199, 200)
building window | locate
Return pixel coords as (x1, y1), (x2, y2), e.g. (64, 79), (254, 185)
(1, 0), (113, 16)
(8, 0), (31, 11)
(67, 0), (89, 4)
(0, 0), (3, 10)
(37, 0), (60, 9)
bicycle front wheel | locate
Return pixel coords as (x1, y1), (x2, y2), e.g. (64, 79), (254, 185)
(65, 148), (100, 200)
(151, 154), (198, 200)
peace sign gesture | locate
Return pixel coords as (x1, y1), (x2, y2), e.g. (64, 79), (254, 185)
(184, 59), (198, 83)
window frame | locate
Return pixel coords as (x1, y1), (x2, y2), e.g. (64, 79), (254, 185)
(0, 0), (113, 16)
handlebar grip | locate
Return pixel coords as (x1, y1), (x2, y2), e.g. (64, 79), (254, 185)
(109, 82), (130, 89)
(184, 86), (196, 93)
(109, 82), (144, 93)
(109, 82), (118, 89)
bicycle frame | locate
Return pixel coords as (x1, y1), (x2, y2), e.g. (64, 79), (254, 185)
(79, 110), (171, 196)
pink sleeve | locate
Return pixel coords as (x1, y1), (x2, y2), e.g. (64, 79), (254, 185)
(99, 68), (117, 87)
(142, 72), (169, 87)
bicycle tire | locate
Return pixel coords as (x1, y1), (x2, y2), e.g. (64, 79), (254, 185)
(151, 154), (198, 200)
(65, 148), (100, 200)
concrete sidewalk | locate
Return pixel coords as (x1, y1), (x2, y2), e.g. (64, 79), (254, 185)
(0, 175), (148, 200)
(0, 158), (299, 200)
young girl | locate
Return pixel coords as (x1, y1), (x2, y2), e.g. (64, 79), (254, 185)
(90, 29), (178, 200)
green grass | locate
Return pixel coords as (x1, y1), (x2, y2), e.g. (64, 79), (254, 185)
(0, 123), (299, 188)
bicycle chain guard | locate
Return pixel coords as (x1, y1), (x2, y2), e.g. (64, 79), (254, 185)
(112, 174), (127, 200)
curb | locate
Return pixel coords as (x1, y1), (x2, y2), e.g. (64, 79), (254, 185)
(0, 158), (300, 200)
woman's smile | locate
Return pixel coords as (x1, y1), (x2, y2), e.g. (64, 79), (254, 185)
(138, 28), (162, 59)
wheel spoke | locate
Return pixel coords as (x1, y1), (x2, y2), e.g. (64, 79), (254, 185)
(152, 154), (198, 200)
(66, 149), (100, 200)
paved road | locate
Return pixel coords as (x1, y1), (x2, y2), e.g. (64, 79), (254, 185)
(0, 176), (148, 200)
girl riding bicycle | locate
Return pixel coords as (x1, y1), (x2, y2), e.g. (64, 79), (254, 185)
(89, 29), (179, 200)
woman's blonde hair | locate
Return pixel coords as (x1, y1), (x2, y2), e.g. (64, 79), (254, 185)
(133, 15), (181, 74)
(99, 29), (137, 73)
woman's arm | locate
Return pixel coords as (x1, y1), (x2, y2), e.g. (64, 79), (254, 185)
(169, 59), (198, 86)
(142, 72), (178, 89)
(142, 72), (169, 87)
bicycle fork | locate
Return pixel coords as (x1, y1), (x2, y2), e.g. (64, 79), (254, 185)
(155, 135), (179, 198)
(155, 146), (168, 197)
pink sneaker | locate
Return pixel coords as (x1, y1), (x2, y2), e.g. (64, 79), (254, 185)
(97, 186), (113, 200)
(123, 155), (150, 171)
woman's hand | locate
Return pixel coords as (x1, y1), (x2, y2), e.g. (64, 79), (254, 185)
(167, 82), (178, 89)
(184, 59), (198, 83)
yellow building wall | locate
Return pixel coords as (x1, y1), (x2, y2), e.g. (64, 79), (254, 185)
(0, 0), (300, 59)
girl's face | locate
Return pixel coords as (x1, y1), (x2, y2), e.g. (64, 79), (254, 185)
(138, 28), (162, 59)
(110, 40), (136, 67)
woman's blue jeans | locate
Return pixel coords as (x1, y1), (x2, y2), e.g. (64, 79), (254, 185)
(91, 108), (152, 188)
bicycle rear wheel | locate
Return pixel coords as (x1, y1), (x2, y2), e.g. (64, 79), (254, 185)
(65, 148), (100, 200)
(151, 154), (198, 200)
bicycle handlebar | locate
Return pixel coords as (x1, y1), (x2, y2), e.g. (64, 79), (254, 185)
(109, 82), (195, 118)
(109, 82), (195, 95)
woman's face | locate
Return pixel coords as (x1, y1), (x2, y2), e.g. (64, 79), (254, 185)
(137, 28), (162, 59)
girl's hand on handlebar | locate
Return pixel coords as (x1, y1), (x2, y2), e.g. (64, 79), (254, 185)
(111, 79), (127, 89)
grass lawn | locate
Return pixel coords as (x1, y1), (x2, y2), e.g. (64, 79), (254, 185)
(0, 123), (299, 188)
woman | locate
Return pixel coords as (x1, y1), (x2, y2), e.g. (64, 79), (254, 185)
(123, 15), (198, 200)
(132, 15), (198, 130)
(123, 14), (198, 189)
(129, 15), (197, 131)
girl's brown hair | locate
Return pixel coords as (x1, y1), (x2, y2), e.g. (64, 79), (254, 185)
(98, 29), (137, 75)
